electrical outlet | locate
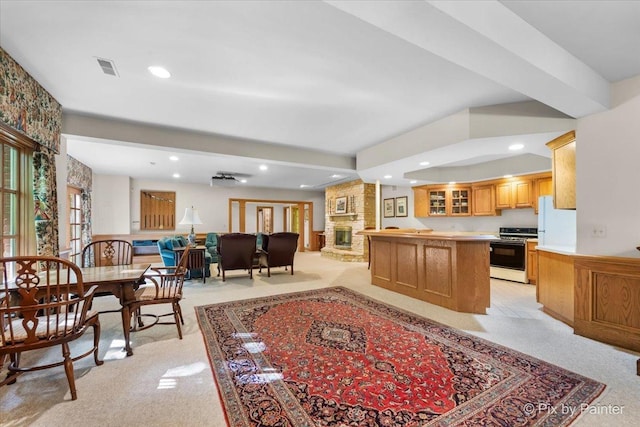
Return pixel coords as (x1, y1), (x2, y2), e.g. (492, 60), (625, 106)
(592, 225), (606, 238)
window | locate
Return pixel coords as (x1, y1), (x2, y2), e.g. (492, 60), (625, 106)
(68, 186), (82, 265)
(0, 122), (35, 259)
(2, 143), (19, 257)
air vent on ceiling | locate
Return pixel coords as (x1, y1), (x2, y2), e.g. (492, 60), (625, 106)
(96, 57), (119, 77)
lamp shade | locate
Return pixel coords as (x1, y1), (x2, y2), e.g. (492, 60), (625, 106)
(179, 206), (202, 225)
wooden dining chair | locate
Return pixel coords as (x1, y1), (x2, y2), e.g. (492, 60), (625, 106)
(81, 239), (135, 312)
(0, 256), (103, 400)
(129, 246), (190, 339)
(364, 226), (375, 270)
(81, 239), (133, 267)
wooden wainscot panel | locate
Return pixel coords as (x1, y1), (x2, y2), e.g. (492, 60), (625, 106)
(422, 243), (453, 299)
(372, 239), (393, 287)
(395, 241), (419, 291)
(537, 249), (574, 325)
(455, 241), (490, 313)
(574, 256), (640, 352)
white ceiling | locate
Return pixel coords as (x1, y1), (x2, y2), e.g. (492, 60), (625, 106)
(1, 1), (639, 190)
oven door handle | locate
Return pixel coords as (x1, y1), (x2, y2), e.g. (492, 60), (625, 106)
(491, 240), (525, 246)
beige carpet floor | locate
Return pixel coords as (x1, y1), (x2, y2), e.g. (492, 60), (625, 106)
(1, 252), (639, 426)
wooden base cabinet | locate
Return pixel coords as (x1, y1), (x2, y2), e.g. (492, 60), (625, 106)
(526, 240), (538, 286)
(537, 249), (574, 325)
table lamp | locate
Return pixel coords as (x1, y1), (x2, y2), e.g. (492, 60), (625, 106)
(179, 206), (202, 246)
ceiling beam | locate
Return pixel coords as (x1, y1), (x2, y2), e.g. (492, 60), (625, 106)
(62, 112), (356, 171)
(326, 0), (610, 118)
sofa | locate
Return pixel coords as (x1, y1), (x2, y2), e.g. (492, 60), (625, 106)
(157, 235), (213, 279)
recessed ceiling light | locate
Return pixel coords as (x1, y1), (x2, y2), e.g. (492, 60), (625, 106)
(449, 181), (456, 185)
(169, 156), (179, 161)
(259, 165), (268, 171)
(331, 174), (342, 178)
(300, 184), (309, 188)
(148, 66), (171, 79)
(172, 173), (180, 178)
(504, 174), (513, 178)
(419, 161), (430, 166)
(509, 143), (524, 151)
(409, 180), (417, 184)
(384, 175), (392, 179)
(239, 179), (247, 184)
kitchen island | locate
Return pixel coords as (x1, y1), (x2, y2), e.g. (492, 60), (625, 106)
(359, 229), (496, 314)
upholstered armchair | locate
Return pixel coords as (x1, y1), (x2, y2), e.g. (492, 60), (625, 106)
(205, 233), (219, 259)
(217, 233), (257, 281)
(258, 232), (299, 277)
(157, 237), (177, 266)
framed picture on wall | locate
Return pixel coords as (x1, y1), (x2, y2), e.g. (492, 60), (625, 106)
(335, 196), (348, 214)
(383, 198), (395, 218)
(395, 196), (408, 217)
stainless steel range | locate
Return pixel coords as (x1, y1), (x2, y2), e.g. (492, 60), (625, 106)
(489, 227), (537, 283)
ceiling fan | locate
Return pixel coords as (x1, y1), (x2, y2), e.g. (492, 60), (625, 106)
(210, 171), (251, 187)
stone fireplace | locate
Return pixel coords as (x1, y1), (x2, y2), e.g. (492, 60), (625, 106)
(321, 179), (375, 262)
(334, 225), (352, 249)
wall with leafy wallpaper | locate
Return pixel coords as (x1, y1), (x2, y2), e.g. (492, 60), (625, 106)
(67, 154), (93, 248)
(0, 47), (62, 256)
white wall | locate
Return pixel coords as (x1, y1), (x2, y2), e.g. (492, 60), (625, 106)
(381, 185), (537, 235)
(576, 75), (640, 257)
(92, 175), (325, 235)
(92, 174), (131, 234)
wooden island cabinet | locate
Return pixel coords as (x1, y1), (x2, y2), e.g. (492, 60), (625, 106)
(359, 229), (495, 314)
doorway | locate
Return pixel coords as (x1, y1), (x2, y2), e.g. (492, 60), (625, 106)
(284, 205), (299, 233)
(257, 206), (273, 234)
(228, 198), (313, 252)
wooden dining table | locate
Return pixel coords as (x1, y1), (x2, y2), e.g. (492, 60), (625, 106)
(78, 263), (150, 356)
(9, 263), (151, 357)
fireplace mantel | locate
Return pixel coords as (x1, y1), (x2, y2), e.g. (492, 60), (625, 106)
(329, 213), (357, 220)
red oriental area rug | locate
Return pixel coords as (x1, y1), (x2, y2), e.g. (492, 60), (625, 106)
(195, 287), (604, 426)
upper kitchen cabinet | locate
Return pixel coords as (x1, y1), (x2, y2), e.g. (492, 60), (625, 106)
(413, 187), (429, 217)
(495, 178), (534, 209)
(546, 131), (576, 210)
(413, 185), (471, 217)
(472, 184), (499, 216)
(533, 174), (553, 213)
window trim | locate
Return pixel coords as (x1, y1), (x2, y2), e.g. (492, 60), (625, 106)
(0, 121), (36, 256)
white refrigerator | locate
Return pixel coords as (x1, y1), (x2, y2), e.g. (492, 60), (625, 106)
(537, 196), (576, 250)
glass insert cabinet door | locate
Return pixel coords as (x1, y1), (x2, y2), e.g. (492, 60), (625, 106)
(451, 189), (470, 215)
(429, 190), (446, 215)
